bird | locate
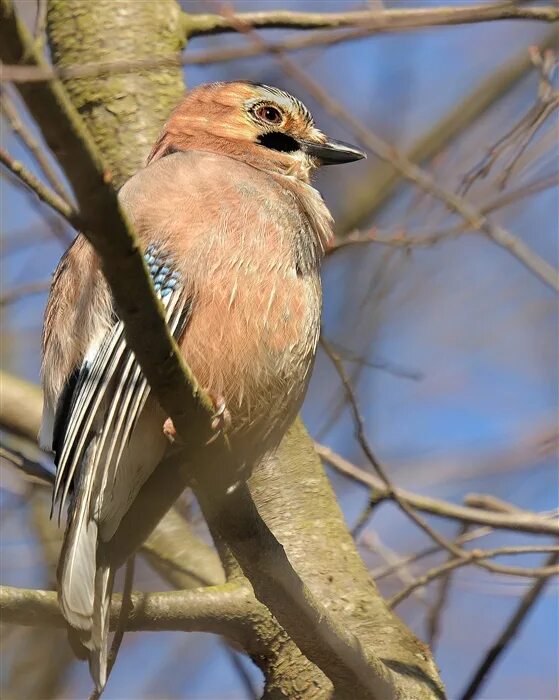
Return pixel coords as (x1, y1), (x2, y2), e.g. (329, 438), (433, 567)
(40, 81), (365, 691)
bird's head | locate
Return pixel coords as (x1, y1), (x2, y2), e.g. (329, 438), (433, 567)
(148, 82), (365, 181)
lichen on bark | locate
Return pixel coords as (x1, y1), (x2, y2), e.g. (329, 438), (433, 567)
(47, 0), (186, 185)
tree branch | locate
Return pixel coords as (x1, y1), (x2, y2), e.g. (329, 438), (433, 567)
(459, 551), (559, 700)
(3, 6), (558, 85)
(1, 86), (71, 201)
(317, 338), (558, 582)
(329, 173), (559, 254)
(0, 371), (43, 441)
(0, 280), (51, 307)
(316, 443), (559, 537)
(389, 547), (559, 608)
(1, 0), (216, 441)
(0, 371), (327, 697)
(0, 368), (447, 698)
(335, 30), (559, 234)
(182, 4), (559, 37)
(194, 476), (398, 700)
(0, 147), (79, 226)
(247, 33), (558, 292)
(0, 582), (254, 639)
(141, 506), (225, 589)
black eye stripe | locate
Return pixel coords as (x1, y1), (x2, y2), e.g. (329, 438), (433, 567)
(257, 132), (299, 153)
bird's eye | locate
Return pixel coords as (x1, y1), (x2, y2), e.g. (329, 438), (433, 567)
(255, 105), (283, 125)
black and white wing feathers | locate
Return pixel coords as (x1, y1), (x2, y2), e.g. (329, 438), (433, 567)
(51, 245), (189, 521)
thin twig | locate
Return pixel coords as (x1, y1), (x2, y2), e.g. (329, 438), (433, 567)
(1, 86), (71, 200)
(328, 173), (559, 254)
(1, 170), (72, 247)
(325, 338), (423, 381)
(183, 4), (559, 37)
(372, 526), (493, 582)
(459, 551), (559, 700)
(319, 341), (559, 575)
(236, 23), (558, 291)
(335, 30), (559, 235)
(32, 0), (47, 49)
(389, 546), (559, 608)
(460, 48), (559, 194)
(425, 522), (470, 650)
(361, 530), (429, 606)
(463, 493), (525, 513)
(317, 442), (559, 537)
(0, 148), (80, 227)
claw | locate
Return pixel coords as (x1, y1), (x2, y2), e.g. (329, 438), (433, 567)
(207, 391), (231, 443)
(163, 417), (178, 444)
(164, 393), (231, 446)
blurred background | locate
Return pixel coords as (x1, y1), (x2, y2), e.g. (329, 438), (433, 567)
(1, 1), (558, 698)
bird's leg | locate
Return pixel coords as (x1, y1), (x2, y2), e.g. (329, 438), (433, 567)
(162, 391), (231, 445)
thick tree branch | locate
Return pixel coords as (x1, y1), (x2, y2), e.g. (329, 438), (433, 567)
(0, 583), (254, 639)
(195, 475), (398, 700)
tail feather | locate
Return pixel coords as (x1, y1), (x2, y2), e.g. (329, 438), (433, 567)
(88, 563), (114, 691)
(60, 539), (114, 692)
(57, 442), (114, 693)
(58, 454), (97, 632)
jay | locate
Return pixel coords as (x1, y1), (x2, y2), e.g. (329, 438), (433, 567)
(40, 81), (364, 690)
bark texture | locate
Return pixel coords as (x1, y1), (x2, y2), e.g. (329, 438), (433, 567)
(47, 0), (186, 184)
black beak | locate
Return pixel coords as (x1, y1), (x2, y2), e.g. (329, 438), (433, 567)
(299, 138), (366, 165)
